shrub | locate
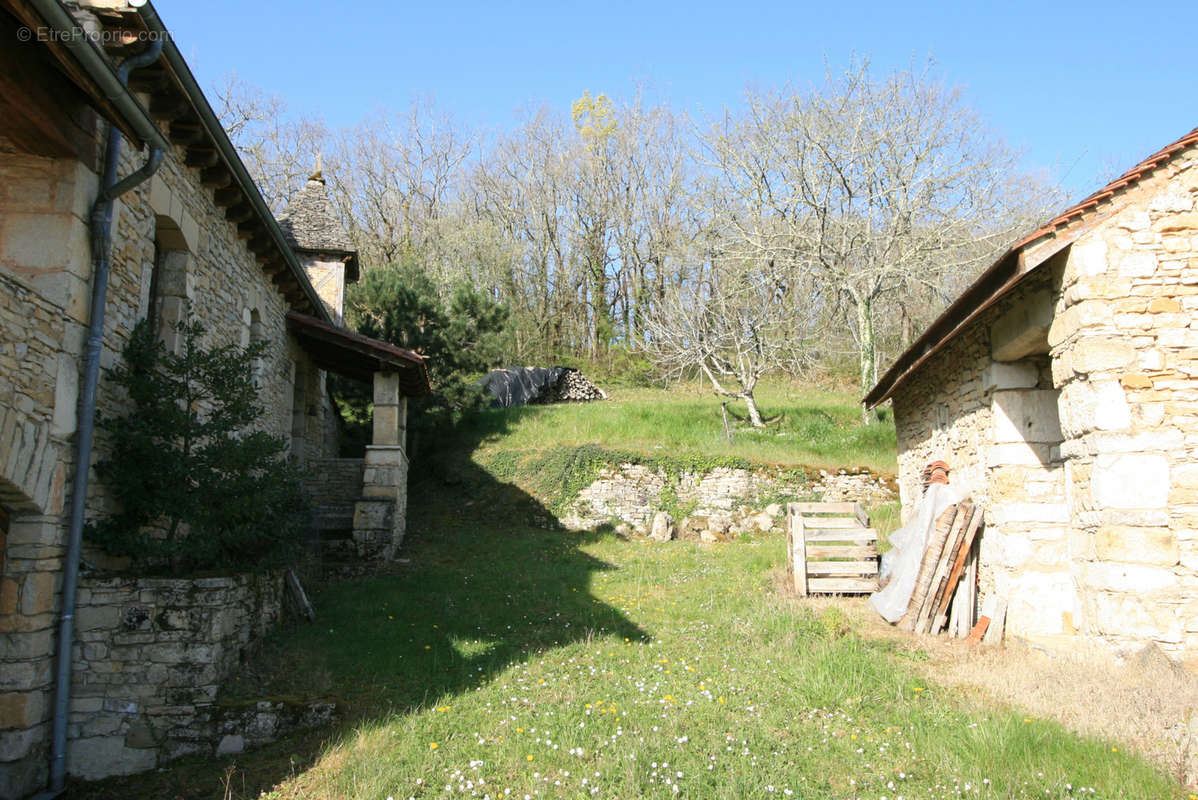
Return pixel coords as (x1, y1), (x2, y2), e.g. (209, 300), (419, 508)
(86, 320), (309, 572)
(337, 259), (511, 455)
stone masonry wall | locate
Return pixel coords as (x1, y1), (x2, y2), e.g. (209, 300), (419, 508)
(0, 149), (102, 799)
(891, 149), (1198, 666)
(1048, 152), (1198, 666)
(561, 464), (894, 532)
(304, 458), (364, 534)
(66, 571), (282, 780)
(1, 98), (335, 795)
(891, 268), (1069, 644)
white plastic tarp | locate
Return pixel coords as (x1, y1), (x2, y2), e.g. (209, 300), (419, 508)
(869, 483), (969, 623)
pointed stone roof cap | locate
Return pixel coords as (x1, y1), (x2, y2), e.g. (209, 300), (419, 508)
(277, 168), (359, 280)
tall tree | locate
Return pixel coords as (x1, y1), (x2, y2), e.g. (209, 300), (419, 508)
(214, 73), (329, 212)
(703, 62), (1053, 418)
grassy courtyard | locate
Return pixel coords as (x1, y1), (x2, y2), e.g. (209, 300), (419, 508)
(76, 384), (1180, 799)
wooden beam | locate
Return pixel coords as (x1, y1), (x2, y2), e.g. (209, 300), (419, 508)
(0, 12), (98, 160)
(200, 166), (232, 188)
(224, 203), (254, 223)
(213, 187), (242, 207)
(128, 68), (170, 94)
(184, 148), (219, 168)
(149, 93), (190, 121)
(169, 121), (204, 144)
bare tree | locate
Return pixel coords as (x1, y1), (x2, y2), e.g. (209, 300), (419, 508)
(213, 73), (328, 212)
(703, 62), (1054, 418)
(329, 100), (476, 274)
(645, 255), (821, 427)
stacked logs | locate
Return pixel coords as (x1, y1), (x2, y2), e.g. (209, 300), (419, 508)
(550, 369), (607, 402)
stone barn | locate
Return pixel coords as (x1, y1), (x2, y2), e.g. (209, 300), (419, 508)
(0, 1), (427, 795)
(865, 126), (1198, 669)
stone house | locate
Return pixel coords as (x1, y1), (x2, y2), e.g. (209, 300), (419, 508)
(0, 1), (428, 795)
(866, 126), (1198, 669)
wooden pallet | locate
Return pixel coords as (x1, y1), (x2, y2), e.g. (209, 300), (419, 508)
(786, 502), (879, 596)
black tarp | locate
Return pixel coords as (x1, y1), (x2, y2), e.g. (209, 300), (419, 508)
(480, 366), (570, 408)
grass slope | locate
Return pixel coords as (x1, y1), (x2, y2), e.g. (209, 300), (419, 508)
(461, 383), (898, 474)
(81, 479), (1176, 799)
(72, 387), (1177, 799)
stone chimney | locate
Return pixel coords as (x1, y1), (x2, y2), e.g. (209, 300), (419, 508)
(277, 157), (358, 324)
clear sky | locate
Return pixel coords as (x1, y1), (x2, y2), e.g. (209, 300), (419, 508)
(154, 0), (1194, 203)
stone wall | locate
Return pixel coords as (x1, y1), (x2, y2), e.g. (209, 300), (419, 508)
(1048, 152), (1198, 664)
(560, 463), (894, 533)
(890, 149), (1198, 666)
(0, 89), (337, 797)
(66, 571), (283, 779)
(303, 458), (365, 534)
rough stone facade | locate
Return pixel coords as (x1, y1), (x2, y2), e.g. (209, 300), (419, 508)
(0, 59), (340, 800)
(560, 463), (894, 533)
(890, 146), (1198, 668)
(66, 572), (282, 779)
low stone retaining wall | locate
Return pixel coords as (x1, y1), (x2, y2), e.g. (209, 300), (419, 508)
(560, 463), (894, 537)
(66, 571), (311, 780)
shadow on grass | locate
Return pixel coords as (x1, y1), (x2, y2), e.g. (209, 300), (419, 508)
(65, 414), (647, 800)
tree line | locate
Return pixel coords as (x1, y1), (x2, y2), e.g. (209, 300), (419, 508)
(217, 61), (1059, 422)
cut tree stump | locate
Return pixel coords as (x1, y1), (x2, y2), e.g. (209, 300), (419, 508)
(787, 502), (879, 596)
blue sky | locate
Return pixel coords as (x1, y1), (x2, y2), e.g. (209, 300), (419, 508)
(156, 0), (1194, 202)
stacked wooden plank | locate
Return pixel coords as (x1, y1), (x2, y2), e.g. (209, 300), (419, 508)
(786, 502), (879, 596)
(898, 501), (984, 636)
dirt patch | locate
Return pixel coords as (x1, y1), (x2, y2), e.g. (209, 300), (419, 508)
(783, 587), (1198, 790)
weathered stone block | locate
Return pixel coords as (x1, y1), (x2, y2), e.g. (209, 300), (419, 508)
(991, 290), (1053, 361)
(66, 734), (158, 780)
(1005, 570), (1076, 637)
(1083, 562), (1177, 593)
(982, 361), (1039, 391)
(1091, 452), (1169, 509)
(989, 503), (1070, 525)
(1071, 337), (1136, 374)
(648, 511), (674, 542)
(20, 571), (56, 616)
(992, 389), (1062, 443)
(0, 691), (45, 730)
(0, 578), (17, 615)
(1060, 380), (1131, 434)
(1117, 251), (1158, 277)
(1065, 237), (1108, 278)
(352, 500), (393, 530)
(363, 445), (406, 467)
(1095, 526), (1179, 565)
(1092, 593), (1183, 641)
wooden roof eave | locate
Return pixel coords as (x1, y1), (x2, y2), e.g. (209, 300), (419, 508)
(286, 312), (432, 397)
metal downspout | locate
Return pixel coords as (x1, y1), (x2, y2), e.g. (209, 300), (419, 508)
(35, 38), (166, 800)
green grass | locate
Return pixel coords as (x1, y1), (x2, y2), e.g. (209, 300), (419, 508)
(72, 387), (1177, 800)
(81, 471), (1176, 800)
(459, 382), (898, 474)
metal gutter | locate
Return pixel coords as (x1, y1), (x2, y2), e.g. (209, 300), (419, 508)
(26, 0), (169, 152)
(32, 34), (166, 800)
(137, 1), (332, 323)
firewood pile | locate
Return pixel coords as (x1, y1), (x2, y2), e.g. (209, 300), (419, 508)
(548, 368), (607, 402)
(897, 500), (995, 638)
